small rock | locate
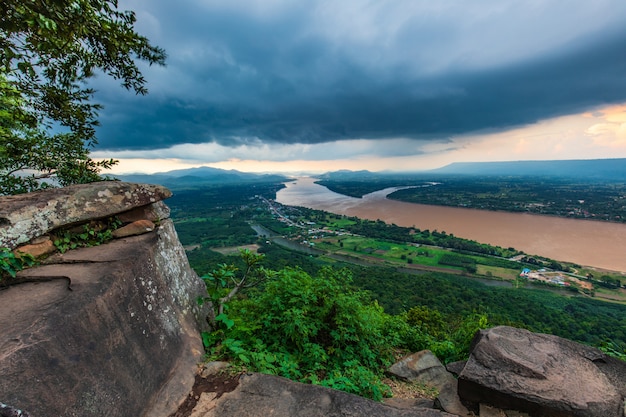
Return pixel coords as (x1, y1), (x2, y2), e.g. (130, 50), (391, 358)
(30, 236), (50, 245)
(112, 220), (155, 238)
(388, 350), (470, 417)
(200, 361), (231, 378)
(445, 360), (466, 377)
(479, 403), (506, 417)
(0, 402), (32, 417)
(14, 238), (56, 258)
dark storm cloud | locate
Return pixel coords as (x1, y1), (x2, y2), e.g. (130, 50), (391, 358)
(94, 0), (626, 151)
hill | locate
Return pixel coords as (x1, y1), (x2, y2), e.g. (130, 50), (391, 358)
(118, 167), (288, 189)
(430, 158), (626, 180)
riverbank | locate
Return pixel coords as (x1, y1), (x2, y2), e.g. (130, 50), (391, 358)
(276, 178), (626, 273)
(249, 222), (626, 304)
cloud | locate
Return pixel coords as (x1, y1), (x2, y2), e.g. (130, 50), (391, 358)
(93, 0), (626, 154)
(586, 105), (626, 148)
(94, 103), (626, 174)
(93, 137), (433, 165)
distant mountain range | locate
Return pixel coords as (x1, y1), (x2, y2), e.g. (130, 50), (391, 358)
(317, 169), (375, 180)
(319, 159), (626, 181)
(117, 166), (288, 189)
(430, 158), (626, 179)
(117, 158), (626, 188)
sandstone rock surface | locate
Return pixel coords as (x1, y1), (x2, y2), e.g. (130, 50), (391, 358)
(388, 350), (470, 417)
(190, 373), (457, 417)
(0, 183), (211, 417)
(13, 237), (56, 258)
(0, 181), (171, 249)
(111, 219), (155, 238)
(0, 224), (207, 417)
(458, 326), (626, 417)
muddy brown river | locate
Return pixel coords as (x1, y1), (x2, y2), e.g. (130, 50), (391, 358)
(276, 177), (626, 272)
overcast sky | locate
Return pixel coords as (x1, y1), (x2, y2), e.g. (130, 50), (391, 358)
(91, 0), (626, 174)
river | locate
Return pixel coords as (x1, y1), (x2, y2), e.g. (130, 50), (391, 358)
(275, 177), (626, 273)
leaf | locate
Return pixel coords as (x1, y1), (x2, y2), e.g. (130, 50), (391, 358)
(215, 313), (235, 329)
(201, 331), (220, 349)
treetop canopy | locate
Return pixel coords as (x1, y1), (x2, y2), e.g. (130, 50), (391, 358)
(0, 0), (166, 195)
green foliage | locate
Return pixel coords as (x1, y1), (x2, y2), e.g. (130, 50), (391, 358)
(438, 253), (477, 273)
(204, 263), (407, 400)
(0, 0), (165, 194)
(200, 249), (273, 323)
(353, 266), (626, 349)
(0, 247), (35, 283)
(175, 219), (258, 247)
(337, 216), (515, 258)
(168, 183), (284, 248)
(405, 305), (448, 339)
(173, 183), (626, 398)
(405, 305), (489, 363)
(598, 340), (626, 361)
(53, 217), (121, 253)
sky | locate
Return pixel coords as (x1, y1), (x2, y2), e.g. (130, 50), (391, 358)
(90, 0), (626, 174)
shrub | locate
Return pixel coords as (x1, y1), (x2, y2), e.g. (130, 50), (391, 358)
(0, 247), (35, 284)
(205, 265), (401, 400)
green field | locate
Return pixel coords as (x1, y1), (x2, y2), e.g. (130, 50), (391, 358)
(476, 265), (520, 280)
(315, 236), (500, 275)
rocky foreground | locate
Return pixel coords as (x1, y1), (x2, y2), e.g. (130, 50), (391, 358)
(170, 326), (626, 417)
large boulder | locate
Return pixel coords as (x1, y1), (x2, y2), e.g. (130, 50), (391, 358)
(0, 183), (211, 417)
(458, 326), (626, 417)
(188, 373), (457, 417)
(0, 222), (207, 416)
(0, 181), (171, 249)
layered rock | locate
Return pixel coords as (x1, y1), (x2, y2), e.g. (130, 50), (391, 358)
(0, 182), (210, 417)
(458, 326), (626, 417)
(188, 373), (456, 417)
(0, 181), (171, 249)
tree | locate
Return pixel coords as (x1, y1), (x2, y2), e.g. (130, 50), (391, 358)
(0, 0), (166, 195)
(201, 249), (274, 328)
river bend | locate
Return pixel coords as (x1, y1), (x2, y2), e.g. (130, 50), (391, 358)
(276, 177), (626, 272)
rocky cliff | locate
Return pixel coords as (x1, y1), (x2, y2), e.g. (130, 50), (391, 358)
(0, 182), (210, 417)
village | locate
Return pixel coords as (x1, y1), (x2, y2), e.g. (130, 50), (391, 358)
(519, 268), (594, 292)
